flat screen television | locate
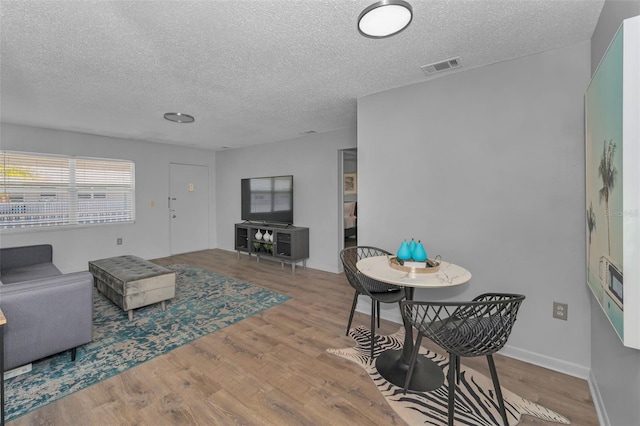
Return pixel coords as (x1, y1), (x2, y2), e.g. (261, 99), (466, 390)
(241, 175), (293, 225)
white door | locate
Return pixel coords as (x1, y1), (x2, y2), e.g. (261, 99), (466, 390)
(169, 163), (210, 255)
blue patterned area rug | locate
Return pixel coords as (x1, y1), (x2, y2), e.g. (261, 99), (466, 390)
(4, 263), (290, 422)
(328, 326), (571, 426)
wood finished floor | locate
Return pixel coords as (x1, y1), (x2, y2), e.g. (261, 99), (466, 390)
(10, 249), (598, 425)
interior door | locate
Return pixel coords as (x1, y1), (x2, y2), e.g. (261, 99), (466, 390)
(169, 163), (210, 255)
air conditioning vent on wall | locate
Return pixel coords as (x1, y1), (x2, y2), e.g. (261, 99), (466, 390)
(421, 57), (462, 76)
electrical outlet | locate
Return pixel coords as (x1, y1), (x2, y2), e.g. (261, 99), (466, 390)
(553, 302), (568, 320)
(117, 238), (123, 245)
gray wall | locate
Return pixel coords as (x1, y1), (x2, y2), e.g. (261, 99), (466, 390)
(357, 41), (592, 377)
(0, 123), (217, 272)
(215, 127), (357, 273)
(589, 2), (640, 425)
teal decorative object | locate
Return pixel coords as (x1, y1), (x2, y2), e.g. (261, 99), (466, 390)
(397, 240), (412, 260)
(408, 238), (416, 254)
(412, 241), (427, 262)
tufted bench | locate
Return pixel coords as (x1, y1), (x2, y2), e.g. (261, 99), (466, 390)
(88, 255), (175, 321)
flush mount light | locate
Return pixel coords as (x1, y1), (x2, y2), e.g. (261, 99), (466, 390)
(164, 112), (195, 123)
(358, 0), (413, 39)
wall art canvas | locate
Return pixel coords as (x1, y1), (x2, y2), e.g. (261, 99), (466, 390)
(585, 15), (640, 349)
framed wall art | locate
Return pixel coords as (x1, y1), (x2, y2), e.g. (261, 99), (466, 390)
(585, 15), (639, 349)
(344, 172), (357, 195)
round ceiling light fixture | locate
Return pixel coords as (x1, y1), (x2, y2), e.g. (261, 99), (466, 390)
(358, 0), (413, 39)
(163, 112), (195, 123)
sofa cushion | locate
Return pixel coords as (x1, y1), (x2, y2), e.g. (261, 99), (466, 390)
(1, 262), (62, 284)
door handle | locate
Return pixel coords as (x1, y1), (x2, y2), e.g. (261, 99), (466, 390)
(172, 215), (176, 218)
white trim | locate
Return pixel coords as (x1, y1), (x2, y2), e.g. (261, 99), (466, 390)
(588, 369), (610, 426)
(497, 345), (590, 380)
(622, 14), (640, 349)
(369, 304), (600, 416)
(374, 306), (591, 378)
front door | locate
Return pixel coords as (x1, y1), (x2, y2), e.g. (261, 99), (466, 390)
(169, 163), (209, 255)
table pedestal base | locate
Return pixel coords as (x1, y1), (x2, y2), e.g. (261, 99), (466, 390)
(376, 349), (445, 392)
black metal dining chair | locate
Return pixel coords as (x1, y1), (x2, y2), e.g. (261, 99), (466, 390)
(401, 293), (525, 426)
(340, 246), (406, 360)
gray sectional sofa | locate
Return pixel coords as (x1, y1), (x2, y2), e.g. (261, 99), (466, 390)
(0, 244), (93, 370)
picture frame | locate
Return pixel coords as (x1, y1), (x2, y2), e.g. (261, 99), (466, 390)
(585, 15), (639, 349)
(344, 172), (357, 195)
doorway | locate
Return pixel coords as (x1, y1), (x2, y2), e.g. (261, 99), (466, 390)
(169, 163), (210, 255)
(342, 148), (358, 249)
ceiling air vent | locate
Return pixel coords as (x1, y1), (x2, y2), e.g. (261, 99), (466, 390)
(421, 57), (462, 76)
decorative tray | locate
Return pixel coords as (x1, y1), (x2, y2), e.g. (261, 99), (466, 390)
(389, 256), (440, 274)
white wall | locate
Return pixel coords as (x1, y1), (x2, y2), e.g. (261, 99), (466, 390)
(357, 42), (592, 377)
(215, 127), (357, 273)
(0, 123), (216, 272)
(589, 2), (640, 425)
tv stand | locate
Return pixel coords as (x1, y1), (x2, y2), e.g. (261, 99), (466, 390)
(234, 223), (309, 273)
(243, 221), (292, 229)
(264, 223), (292, 229)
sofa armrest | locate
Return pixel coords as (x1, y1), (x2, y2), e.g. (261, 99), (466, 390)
(0, 271), (94, 370)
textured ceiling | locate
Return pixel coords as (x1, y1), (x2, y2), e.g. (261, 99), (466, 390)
(0, 0), (604, 151)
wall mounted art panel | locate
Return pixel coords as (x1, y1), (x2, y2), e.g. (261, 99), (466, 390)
(585, 15), (640, 349)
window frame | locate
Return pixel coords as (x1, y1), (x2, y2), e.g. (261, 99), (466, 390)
(0, 150), (136, 232)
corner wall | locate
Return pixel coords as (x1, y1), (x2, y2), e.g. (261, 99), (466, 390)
(589, 2), (640, 425)
(357, 41), (592, 377)
(0, 123), (217, 272)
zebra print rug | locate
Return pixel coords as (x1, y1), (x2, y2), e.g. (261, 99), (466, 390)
(327, 326), (571, 426)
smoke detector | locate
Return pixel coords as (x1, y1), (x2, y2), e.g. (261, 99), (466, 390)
(421, 57), (462, 76)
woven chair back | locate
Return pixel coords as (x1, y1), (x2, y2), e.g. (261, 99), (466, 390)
(340, 246), (402, 294)
(402, 293), (525, 357)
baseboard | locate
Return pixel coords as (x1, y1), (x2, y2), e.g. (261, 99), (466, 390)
(497, 345), (590, 380)
(4, 363), (32, 380)
(376, 309), (606, 424)
(588, 369), (610, 426)
(375, 308), (591, 380)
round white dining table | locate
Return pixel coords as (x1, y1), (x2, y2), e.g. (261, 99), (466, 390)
(356, 255), (472, 392)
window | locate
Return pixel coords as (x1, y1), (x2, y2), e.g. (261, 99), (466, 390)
(0, 151), (135, 230)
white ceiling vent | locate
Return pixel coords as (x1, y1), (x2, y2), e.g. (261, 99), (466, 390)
(421, 57), (462, 76)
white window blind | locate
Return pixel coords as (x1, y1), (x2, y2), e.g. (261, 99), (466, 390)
(0, 151), (135, 230)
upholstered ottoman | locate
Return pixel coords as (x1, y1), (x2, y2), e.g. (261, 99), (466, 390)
(88, 255), (175, 321)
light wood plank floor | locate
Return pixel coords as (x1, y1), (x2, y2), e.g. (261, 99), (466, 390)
(10, 249), (598, 425)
